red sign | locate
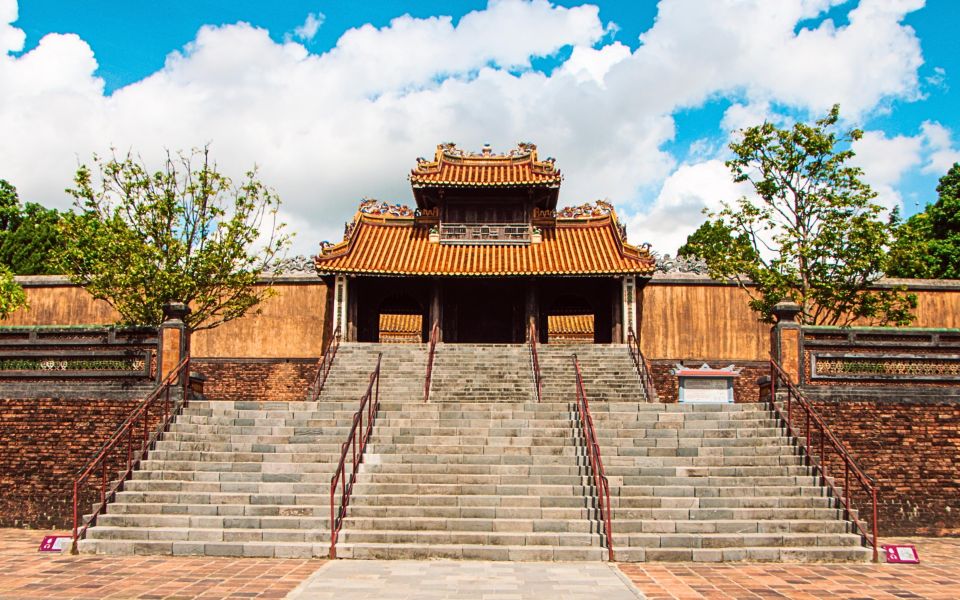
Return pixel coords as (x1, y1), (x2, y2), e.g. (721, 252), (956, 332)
(38, 535), (72, 553)
(884, 544), (920, 564)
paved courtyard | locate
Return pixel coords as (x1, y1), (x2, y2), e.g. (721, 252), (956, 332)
(288, 560), (641, 599)
(2, 529), (959, 599)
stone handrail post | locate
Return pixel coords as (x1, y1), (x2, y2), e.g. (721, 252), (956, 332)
(159, 301), (190, 383)
(771, 301), (802, 384)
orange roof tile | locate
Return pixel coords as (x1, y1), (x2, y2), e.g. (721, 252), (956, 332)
(315, 212), (654, 277)
(548, 314), (595, 335)
(410, 142), (561, 188)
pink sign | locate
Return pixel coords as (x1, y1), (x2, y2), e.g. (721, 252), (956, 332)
(38, 535), (72, 553)
(884, 544), (920, 564)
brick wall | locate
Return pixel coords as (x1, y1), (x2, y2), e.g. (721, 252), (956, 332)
(192, 358), (318, 402)
(0, 397), (138, 528)
(649, 360), (767, 403)
(807, 397), (960, 536)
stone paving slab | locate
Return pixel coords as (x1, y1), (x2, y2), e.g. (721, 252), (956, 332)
(618, 537), (960, 600)
(286, 559), (644, 600)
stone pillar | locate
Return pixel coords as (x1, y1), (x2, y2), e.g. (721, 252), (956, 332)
(159, 301), (190, 383)
(524, 280), (539, 343)
(332, 274), (349, 339)
(771, 301), (803, 383)
(621, 275), (637, 343)
(611, 279), (623, 344)
(429, 279), (442, 342)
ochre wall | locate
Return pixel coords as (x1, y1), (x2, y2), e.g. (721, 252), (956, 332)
(638, 281), (770, 361)
(910, 289), (960, 328)
(191, 283), (328, 358)
(7, 278), (328, 359)
(638, 280), (960, 362)
(7, 277), (960, 361)
(5, 282), (118, 326)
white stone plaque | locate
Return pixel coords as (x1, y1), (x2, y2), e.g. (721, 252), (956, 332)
(679, 377), (733, 403)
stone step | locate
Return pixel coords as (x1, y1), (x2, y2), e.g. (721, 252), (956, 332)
(615, 546), (871, 562)
(86, 526), (329, 543)
(79, 538), (326, 558)
(345, 505), (596, 520)
(107, 502), (328, 517)
(609, 495), (838, 509)
(335, 543), (606, 561)
(611, 519), (851, 534)
(95, 513), (328, 529)
(616, 532), (863, 549)
(339, 530), (600, 547)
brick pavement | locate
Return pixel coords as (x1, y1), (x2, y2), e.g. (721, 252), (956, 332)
(0, 529), (322, 599)
(618, 537), (960, 600)
(3, 529), (960, 600)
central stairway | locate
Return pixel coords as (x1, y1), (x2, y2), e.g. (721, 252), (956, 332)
(335, 344), (608, 560)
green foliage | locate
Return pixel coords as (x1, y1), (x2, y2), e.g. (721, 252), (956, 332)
(0, 264), (27, 320)
(0, 179), (66, 275)
(677, 219), (758, 265)
(59, 147), (291, 332)
(888, 163), (960, 279)
(704, 104), (915, 325)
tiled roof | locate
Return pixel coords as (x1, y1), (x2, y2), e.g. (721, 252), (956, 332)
(315, 212), (654, 277)
(410, 143), (562, 188)
(548, 315), (594, 335)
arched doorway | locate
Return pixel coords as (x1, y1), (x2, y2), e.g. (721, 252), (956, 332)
(377, 294), (426, 343)
(545, 294), (596, 344)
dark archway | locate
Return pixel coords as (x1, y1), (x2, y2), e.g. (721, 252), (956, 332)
(355, 279), (431, 342)
(544, 294), (596, 344)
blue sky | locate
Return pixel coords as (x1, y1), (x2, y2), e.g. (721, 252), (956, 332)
(3, 0), (959, 254)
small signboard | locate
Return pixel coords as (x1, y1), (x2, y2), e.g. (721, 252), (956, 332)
(675, 364), (741, 403)
(884, 544), (920, 564)
(38, 535), (73, 553)
(680, 377), (732, 403)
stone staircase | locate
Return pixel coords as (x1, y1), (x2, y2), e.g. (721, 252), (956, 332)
(539, 344), (870, 562)
(79, 343), (425, 557)
(80, 340), (870, 562)
(334, 343), (608, 560)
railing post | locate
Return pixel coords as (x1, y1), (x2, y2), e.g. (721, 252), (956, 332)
(159, 301), (191, 385)
(872, 488), (879, 562)
(771, 302), (803, 384)
(72, 481), (79, 554)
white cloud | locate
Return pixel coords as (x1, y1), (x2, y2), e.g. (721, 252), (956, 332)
(0, 0), (23, 53)
(626, 160), (749, 255)
(851, 129), (924, 212)
(920, 121), (960, 175)
(0, 0), (929, 256)
(292, 12), (324, 42)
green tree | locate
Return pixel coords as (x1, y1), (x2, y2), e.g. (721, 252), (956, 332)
(677, 219), (757, 266)
(0, 265), (27, 319)
(0, 179), (66, 275)
(704, 104), (915, 325)
(59, 147), (291, 332)
(887, 163), (960, 279)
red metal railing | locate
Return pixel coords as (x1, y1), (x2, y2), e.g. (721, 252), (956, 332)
(311, 324), (342, 400)
(423, 320), (439, 403)
(768, 360), (880, 561)
(528, 321), (542, 403)
(626, 328), (658, 402)
(329, 353), (382, 558)
(572, 354), (615, 561)
(71, 356), (191, 553)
